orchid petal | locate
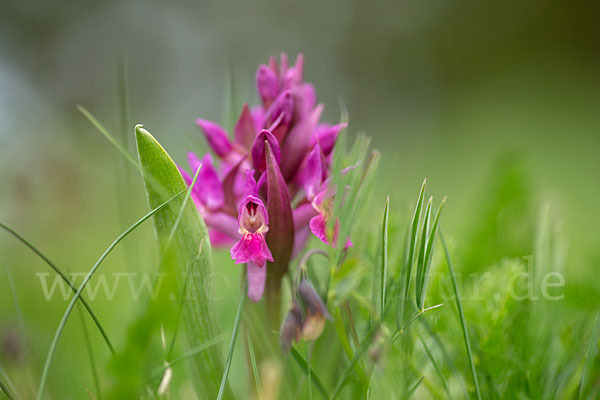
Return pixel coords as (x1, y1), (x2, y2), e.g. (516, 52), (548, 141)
(281, 104), (323, 180)
(293, 202), (318, 229)
(234, 103), (257, 149)
(188, 153), (224, 211)
(256, 65), (279, 108)
(263, 90), (293, 141)
(312, 123), (347, 156)
(251, 129), (281, 173)
(230, 233), (273, 266)
(196, 119), (233, 157)
(298, 144), (323, 201)
(246, 261), (266, 302)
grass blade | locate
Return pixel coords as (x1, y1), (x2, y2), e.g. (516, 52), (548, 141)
(0, 223), (115, 355)
(247, 335), (261, 396)
(397, 179), (426, 330)
(217, 280), (246, 400)
(407, 376), (424, 398)
(415, 197), (432, 310)
(380, 197), (390, 316)
(77, 105), (139, 172)
(417, 197), (446, 311)
(418, 332), (452, 399)
(0, 371), (17, 400)
(578, 313), (600, 399)
(76, 304), (101, 400)
(439, 229), (482, 400)
(153, 334), (228, 377)
(289, 347), (330, 400)
(36, 188), (185, 400)
(331, 330), (374, 399)
(306, 343), (313, 400)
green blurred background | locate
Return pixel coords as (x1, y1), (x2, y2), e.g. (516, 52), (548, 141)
(1, 0), (599, 398)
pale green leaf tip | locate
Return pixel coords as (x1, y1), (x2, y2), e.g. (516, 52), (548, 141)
(135, 124), (147, 136)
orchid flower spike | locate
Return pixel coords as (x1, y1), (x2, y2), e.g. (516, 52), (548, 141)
(179, 54), (353, 301)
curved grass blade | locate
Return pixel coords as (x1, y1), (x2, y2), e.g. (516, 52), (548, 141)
(152, 334), (228, 377)
(331, 329), (375, 399)
(415, 197), (432, 310)
(36, 188), (184, 400)
(0, 364), (18, 400)
(76, 303), (101, 400)
(578, 313), (600, 399)
(78, 106), (139, 171)
(418, 332), (451, 399)
(417, 197), (446, 311)
(407, 376), (424, 398)
(439, 229), (481, 400)
(247, 335), (261, 396)
(0, 222), (115, 355)
(418, 318), (469, 399)
(380, 197), (389, 316)
(217, 280), (246, 400)
(289, 346), (330, 400)
(306, 343), (313, 400)
(0, 379), (17, 400)
(397, 179), (426, 330)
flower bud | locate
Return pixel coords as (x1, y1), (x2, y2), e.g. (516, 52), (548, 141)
(280, 299), (303, 353)
(298, 279), (330, 341)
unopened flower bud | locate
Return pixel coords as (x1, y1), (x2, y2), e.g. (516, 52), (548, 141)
(280, 299), (303, 353)
(298, 279), (330, 341)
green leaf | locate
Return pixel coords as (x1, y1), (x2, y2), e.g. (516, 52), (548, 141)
(0, 364), (18, 400)
(415, 197), (433, 311)
(135, 126), (232, 399)
(397, 179), (426, 330)
(289, 346), (330, 400)
(331, 328), (374, 399)
(417, 197), (446, 311)
(217, 280), (246, 400)
(407, 376), (424, 398)
(380, 197), (390, 316)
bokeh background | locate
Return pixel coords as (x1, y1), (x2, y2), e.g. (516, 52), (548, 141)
(1, 0), (599, 398)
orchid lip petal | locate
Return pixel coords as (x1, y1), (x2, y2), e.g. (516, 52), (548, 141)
(246, 261), (266, 302)
(196, 119), (233, 157)
(230, 232), (273, 266)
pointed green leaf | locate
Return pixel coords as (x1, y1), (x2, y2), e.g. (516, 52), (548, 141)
(417, 197), (446, 310)
(415, 197), (433, 311)
(380, 197), (390, 316)
(397, 179), (426, 330)
(135, 126), (232, 399)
